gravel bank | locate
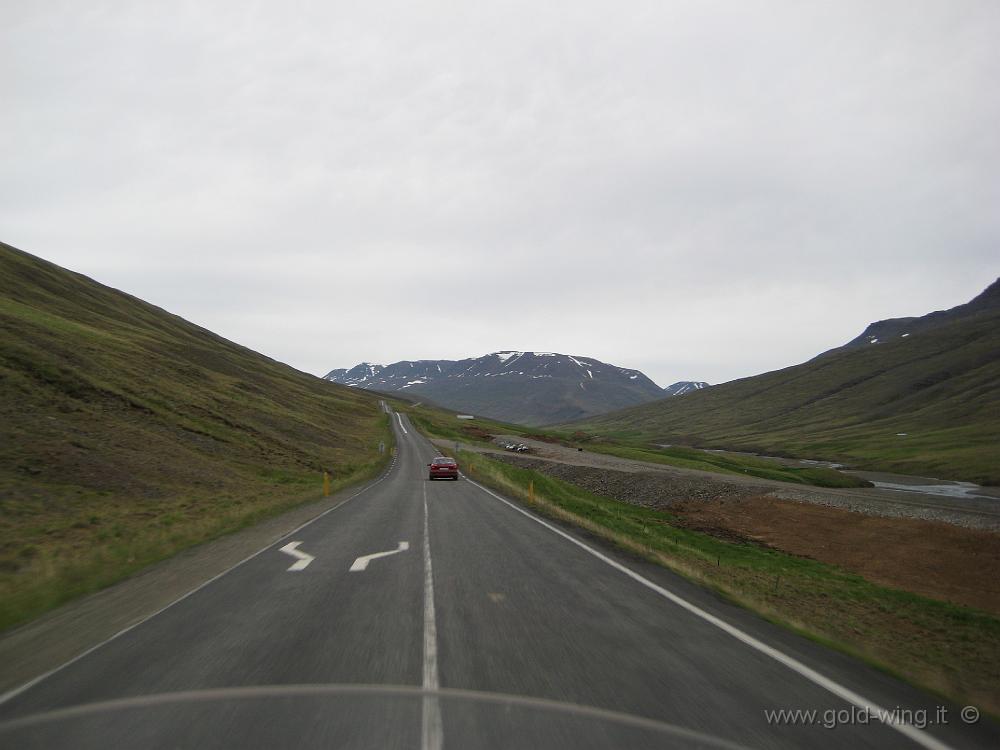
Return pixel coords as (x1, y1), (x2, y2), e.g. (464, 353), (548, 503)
(453, 436), (1000, 531)
(486, 454), (759, 509)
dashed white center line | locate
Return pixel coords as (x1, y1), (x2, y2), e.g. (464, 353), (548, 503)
(421, 482), (443, 750)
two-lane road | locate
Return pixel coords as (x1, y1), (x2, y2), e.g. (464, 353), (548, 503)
(0, 413), (996, 748)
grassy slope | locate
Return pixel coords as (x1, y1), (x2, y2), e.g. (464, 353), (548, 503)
(571, 305), (1000, 483)
(455, 450), (1000, 714)
(0, 243), (390, 630)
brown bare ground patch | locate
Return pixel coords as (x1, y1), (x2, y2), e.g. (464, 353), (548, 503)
(672, 496), (1000, 616)
(522, 433), (565, 444)
(460, 425), (495, 442)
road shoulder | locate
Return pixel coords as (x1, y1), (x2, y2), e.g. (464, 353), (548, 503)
(0, 476), (386, 697)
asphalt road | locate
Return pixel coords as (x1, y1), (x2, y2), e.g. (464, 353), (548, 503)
(0, 413), (996, 749)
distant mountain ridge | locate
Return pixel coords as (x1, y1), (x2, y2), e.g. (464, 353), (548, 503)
(325, 351), (670, 425)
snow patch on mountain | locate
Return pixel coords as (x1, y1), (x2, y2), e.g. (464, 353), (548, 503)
(663, 381), (710, 397)
(324, 351), (669, 424)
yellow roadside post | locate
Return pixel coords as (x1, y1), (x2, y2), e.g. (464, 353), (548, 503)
(323, 471), (331, 497)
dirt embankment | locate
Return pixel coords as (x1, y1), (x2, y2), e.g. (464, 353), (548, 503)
(486, 454), (758, 507)
(672, 495), (1000, 617)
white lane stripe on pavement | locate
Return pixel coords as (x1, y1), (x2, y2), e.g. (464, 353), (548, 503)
(421, 482), (443, 750)
(463, 476), (954, 750)
(397, 412), (408, 434)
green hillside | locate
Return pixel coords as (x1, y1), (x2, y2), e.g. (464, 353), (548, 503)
(569, 281), (1000, 484)
(0, 242), (389, 629)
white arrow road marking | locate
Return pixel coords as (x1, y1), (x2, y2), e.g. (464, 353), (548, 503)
(279, 541), (314, 571)
(350, 541), (410, 572)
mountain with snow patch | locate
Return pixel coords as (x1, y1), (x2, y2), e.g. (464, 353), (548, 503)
(569, 278), (1000, 484)
(817, 277), (1000, 357)
(663, 381), (710, 397)
(324, 351), (667, 425)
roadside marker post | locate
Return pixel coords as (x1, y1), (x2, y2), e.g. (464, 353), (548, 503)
(323, 471), (331, 497)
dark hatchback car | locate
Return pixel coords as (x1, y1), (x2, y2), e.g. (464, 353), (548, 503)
(428, 456), (459, 480)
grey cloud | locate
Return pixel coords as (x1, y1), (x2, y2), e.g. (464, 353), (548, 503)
(2, 1), (997, 386)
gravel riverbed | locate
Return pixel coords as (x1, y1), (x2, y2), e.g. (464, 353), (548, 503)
(446, 436), (1000, 531)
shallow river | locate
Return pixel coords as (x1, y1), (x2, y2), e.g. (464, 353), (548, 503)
(695, 448), (999, 501)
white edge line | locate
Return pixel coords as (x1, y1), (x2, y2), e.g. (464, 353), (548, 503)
(421, 482), (443, 750)
(461, 475), (955, 750)
(0, 423), (404, 707)
(397, 412), (408, 434)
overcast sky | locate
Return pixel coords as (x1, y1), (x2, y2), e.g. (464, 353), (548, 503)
(3, 1), (998, 386)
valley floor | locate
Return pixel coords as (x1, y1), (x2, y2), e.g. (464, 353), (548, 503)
(445, 435), (1000, 530)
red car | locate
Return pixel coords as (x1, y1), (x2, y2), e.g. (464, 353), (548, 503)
(428, 456), (459, 480)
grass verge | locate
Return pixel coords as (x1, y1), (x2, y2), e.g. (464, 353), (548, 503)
(0, 418), (393, 632)
(454, 448), (1000, 715)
